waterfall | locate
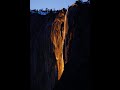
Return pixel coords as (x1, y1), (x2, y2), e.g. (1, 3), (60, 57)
(64, 9), (68, 64)
(50, 9), (69, 80)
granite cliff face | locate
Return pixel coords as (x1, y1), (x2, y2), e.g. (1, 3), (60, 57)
(30, 12), (58, 90)
(30, 10), (67, 90)
(30, 1), (91, 90)
(54, 2), (91, 90)
(64, 2), (91, 63)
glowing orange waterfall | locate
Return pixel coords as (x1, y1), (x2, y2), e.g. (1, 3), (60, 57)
(51, 10), (68, 80)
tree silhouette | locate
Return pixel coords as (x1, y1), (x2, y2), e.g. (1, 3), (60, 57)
(36, 9), (38, 13)
(75, 0), (83, 4)
(45, 8), (49, 12)
(50, 9), (53, 13)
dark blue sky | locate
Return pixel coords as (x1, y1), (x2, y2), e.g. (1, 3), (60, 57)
(30, 0), (88, 10)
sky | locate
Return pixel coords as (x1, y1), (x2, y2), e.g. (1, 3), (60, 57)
(30, 0), (88, 10)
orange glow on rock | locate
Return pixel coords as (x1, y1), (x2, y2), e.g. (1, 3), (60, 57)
(51, 10), (68, 80)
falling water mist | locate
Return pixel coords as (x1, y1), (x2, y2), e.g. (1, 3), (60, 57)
(51, 9), (68, 80)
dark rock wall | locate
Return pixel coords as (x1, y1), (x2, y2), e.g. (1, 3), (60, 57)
(30, 13), (58, 90)
(54, 3), (92, 90)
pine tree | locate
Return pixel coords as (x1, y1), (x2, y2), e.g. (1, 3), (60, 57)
(45, 8), (48, 12)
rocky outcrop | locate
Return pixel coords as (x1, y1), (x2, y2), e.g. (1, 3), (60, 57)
(53, 2), (91, 90)
(64, 2), (91, 64)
